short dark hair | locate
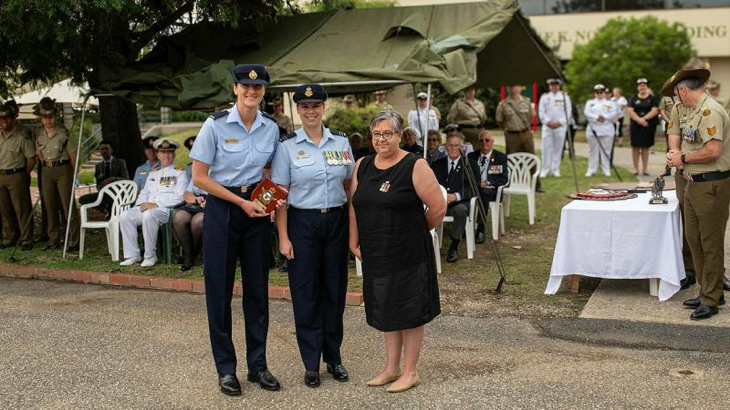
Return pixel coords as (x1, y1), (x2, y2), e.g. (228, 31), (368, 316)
(99, 141), (112, 148)
(676, 77), (703, 91)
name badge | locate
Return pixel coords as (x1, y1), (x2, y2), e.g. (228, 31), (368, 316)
(519, 106), (529, 113)
(140, 171), (147, 175)
(225, 138), (240, 144)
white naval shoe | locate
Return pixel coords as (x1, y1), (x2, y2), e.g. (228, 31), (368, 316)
(554, 171), (561, 178)
(120, 256), (141, 266)
(141, 256), (158, 268)
(539, 171), (548, 178)
(584, 172), (594, 177)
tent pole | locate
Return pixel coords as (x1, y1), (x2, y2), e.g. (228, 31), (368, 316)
(287, 92), (295, 130)
(424, 84), (431, 160)
(62, 95), (90, 259)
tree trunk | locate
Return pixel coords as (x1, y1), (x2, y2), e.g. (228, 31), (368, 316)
(99, 96), (146, 173)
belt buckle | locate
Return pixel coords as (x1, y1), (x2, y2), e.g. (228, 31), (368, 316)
(320, 208), (328, 213)
(239, 185), (249, 194)
(46, 162), (53, 168)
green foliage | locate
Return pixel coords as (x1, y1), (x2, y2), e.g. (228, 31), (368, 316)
(306, 0), (397, 12)
(171, 111), (209, 122)
(324, 106), (381, 136)
(565, 16), (695, 104)
(0, 1), (299, 96)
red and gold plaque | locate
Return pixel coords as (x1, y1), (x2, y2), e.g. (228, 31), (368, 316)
(251, 178), (288, 213)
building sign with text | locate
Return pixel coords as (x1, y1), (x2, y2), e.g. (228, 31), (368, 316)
(530, 8), (730, 59)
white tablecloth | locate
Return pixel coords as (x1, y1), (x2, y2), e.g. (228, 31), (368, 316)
(545, 192), (684, 301)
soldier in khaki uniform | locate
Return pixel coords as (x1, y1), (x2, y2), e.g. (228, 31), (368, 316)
(369, 90), (393, 110)
(661, 95), (697, 290)
(34, 99), (80, 250)
(0, 102), (36, 250)
(496, 85), (541, 191)
(270, 97), (293, 134)
(665, 68), (730, 320)
(447, 86), (486, 147)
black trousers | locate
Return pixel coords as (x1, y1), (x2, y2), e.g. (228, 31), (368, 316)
(203, 194), (271, 376)
(446, 202), (468, 241)
(287, 207), (348, 371)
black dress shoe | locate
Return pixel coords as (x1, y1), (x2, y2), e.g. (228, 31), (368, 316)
(475, 232), (486, 244)
(21, 244), (33, 251)
(66, 245), (79, 252)
(447, 248), (458, 263)
(304, 370), (320, 388)
(683, 295), (725, 309)
(536, 187), (546, 193)
(180, 264), (192, 272)
(724, 276), (730, 292)
(42, 244), (60, 251)
(690, 304), (719, 320)
(247, 369), (281, 391)
(680, 276), (696, 290)
(326, 363), (349, 382)
(218, 374), (242, 396)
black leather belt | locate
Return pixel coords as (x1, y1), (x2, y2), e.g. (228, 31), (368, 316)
(458, 124), (482, 129)
(44, 159), (70, 168)
(505, 129), (529, 134)
(290, 205), (345, 214)
(0, 167), (24, 175)
(224, 181), (260, 197)
(688, 170), (730, 182)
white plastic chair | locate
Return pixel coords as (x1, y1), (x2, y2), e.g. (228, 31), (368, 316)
(79, 180), (138, 261)
(436, 185), (476, 260)
(503, 153), (540, 225)
(470, 185), (506, 241)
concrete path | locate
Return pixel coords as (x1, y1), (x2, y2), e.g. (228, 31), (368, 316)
(2, 278), (729, 409)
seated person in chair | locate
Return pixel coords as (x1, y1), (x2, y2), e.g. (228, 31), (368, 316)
(431, 134), (480, 263)
(120, 138), (187, 267)
(79, 141), (129, 215)
(172, 135), (206, 271)
(467, 131), (508, 244)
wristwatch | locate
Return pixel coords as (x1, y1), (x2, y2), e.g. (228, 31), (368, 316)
(681, 154), (687, 164)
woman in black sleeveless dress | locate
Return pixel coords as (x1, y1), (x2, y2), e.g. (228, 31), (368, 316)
(350, 110), (446, 393)
(627, 78), (659, 175)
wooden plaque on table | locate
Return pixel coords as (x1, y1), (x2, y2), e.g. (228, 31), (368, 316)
(251, 177), (288, 213)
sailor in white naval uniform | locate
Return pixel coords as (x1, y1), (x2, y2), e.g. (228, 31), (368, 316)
(120, 138), (187, 267)
(538, 78), (572, 177)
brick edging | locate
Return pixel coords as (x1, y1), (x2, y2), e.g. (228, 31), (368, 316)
(0, 262), (364, 306)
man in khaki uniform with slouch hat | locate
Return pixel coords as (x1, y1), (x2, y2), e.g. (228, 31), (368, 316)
(665, 68), (730, 320)
(34, 98), (80, 250)
(447, 85), (486, 147)
(496, 85), (541, 191)
(0, 102), (36, 250)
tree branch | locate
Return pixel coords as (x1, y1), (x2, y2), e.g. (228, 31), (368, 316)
(131, 0), (195, 53)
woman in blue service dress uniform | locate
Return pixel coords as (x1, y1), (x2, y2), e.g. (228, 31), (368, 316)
(272, 84), (354, 388)
(190, 64), (284, 397)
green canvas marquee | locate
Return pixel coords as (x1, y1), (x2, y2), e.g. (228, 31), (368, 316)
(93, 0), (560, 110)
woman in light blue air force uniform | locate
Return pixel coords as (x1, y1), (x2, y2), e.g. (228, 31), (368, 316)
(271, 84), (355, 389)
(190, 64), (283, 396)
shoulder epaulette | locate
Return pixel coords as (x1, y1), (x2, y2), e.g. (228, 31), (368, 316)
(261, 112), (277, 123)
(210, 110), (228, 120)
(330, 130), (347, 138)
(279, 132), (296, 143)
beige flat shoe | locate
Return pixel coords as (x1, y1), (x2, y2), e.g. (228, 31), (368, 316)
(386, 376), (420, 393)
(365, 373), (400, 387)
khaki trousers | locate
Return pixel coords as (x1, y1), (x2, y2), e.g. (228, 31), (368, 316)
(0, 172), (33, 246)
(461, 127), (484, 148)
(674, 171), (695, 278)
(41, 164), (80, 247)
(683, 177), (730, 306)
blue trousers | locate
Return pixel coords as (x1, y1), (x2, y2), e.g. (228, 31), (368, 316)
(287, 207), (348, 371)
(203, 194), (271, 376)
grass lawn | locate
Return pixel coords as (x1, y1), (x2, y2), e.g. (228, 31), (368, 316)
(4, 129), (635, 319)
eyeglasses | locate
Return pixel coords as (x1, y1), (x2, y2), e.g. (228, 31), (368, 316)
(446, 143), (461, 148)
(479, 139), (493, 143)
(372, 131), (399, 140)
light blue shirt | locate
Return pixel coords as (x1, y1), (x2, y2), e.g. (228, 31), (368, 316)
(271, 126), (354, 209)
(184, 163), (206, 196)
(190, 106), (279, 187)
(133, 160), (160, 190)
